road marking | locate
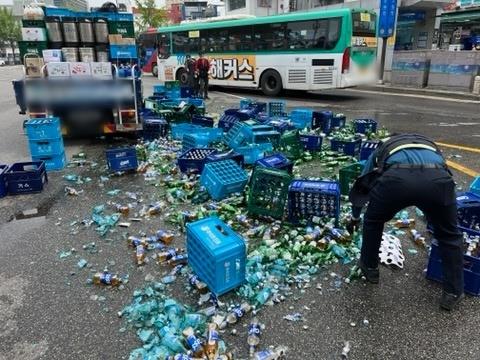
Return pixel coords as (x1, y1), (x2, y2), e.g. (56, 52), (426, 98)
(437, 142), (480, 154)
(446, 160), (479, 177)
(348, 89), (480, 104)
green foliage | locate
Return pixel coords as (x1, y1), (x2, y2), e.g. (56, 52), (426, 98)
(0, 7), (21, 51)
(135, 0), (167, 33)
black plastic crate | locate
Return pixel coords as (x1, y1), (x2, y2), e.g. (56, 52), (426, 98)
(312, 111), (333, 133)
(178, 148), (217, 173)
(6, 162), (48, 195)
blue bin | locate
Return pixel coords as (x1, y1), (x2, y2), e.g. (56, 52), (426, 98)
(354, 118), (378, 134)
(330, 138), (362, 156)
(106, 147), (138, 172)
(256, 153), (293, 174)
(25, 118), (61, 141)
(32, 152), (66, 171)
(299, 134), (323, 151)
(186, 216), (246, 295)
(426, 241), (480, 296)
(200, 160), (248, 200)
(288, 180), (340, 224)
(28, 138), (64, 157)
(0, 165), (7, 198)
(6, 162), (48, 195)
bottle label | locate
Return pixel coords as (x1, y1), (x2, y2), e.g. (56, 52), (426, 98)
(208, 330), (219, 342)
(256, 350), (272, 360)
(232, 307), (244, 319)
(189, 275), (199, 286)
(248, 323), (261, 336)
(167, 249), (176, 258)
(186, 335), (202, 352)
(101, 272), (112, 285)
(130, 237), (141, 247)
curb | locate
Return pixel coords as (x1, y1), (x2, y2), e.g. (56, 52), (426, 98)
(358, 85), (480, 101)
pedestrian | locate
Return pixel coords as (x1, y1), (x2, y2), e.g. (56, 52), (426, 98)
(185, 55), (198, 96)
(195, 52), (210, 99)
(347, 133), (464, 311)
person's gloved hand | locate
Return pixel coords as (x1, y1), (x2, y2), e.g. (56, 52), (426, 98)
(346, 216), (361, 235)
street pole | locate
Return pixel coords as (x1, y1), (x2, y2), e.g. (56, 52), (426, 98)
(378, 37), (388, 85)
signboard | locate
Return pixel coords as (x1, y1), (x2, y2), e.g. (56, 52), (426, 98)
(379, 0), (397, 38)
(209, 55), (256, 81)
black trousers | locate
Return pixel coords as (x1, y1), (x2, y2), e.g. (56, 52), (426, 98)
(361, 167), (464, 295)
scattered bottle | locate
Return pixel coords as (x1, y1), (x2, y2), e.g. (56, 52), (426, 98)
(156, 229), (174, 244)
(252, 346), (287, 360)
(394, 218), (415, 229)
(189, 274), (209, 294)
(167, 254), (188, 267)
(147, 202), (164, 216)
(204, 323), (220, 360)
(92, 271), (122, 286)
(409, 229), (426, 248)
(247, 317), (261, 357)
(158, 248), (182, 262)
(304, 227), (322, 241)
(341, 341), (351, 359)
(182, 327), (205, 357)
(135, 244), (146, 266)
(236, 214), (251, 227)
(128, 236), (143, 248)
(226, 302), (252, 324)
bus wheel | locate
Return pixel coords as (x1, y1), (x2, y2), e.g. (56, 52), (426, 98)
(176, 68), (188, 86)
(261, 70), (282, 96)
(152, 64), (158, 77)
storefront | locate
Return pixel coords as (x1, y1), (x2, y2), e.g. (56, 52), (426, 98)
(438, 7), (480, 50)
(395, 10), (436, 50)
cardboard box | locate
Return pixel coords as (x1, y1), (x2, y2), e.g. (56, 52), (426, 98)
(42, 49), (62, 63)
(108, 34), (123, 44)
(24, 57), (44, 77)
(22, 27), (47, 41)
(69, 62), (91, 78)
(47, 62), (70, 78)
(90, 62), (113, 79)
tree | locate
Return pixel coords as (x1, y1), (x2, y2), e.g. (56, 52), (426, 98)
(135, 0), (167, 33)
(0, 7), (21, 62)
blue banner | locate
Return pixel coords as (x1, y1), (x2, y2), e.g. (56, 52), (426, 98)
(379, 0), (398, 38)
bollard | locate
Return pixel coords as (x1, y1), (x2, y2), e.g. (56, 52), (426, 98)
(473, 76), (480, 95)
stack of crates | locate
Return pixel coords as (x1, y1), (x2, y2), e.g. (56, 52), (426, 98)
(25, 117), (66, 171)
(288, 180), (340, 224)
(106, 147), (138, 172)
(200, 160), (248, 200)
(256, 153), (293, 174)
(279, 130), (304, 159)
(20, 18), (48, 61)
(5, 162), (48, 195)
(268, 101), (286, 118)
(0, 165), (8, 198)
(360, 140), (380, 161)
(290, 108), (313, 129)
(339, 162), (365, 196)
(186, 216), (246, 296)
(165, 81), (181, 99)
(248, 167), (292, 219)
(354, 118), (378, 134)
(456, 192), (480, 236)
(330, 137), (362, 156)
(312, 111), (333, 133)
(178, 148), (217, 173)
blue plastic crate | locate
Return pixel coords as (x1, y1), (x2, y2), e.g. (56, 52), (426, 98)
(186, 98), (205, 107)
(218, 114), (240, 132)
(268, 101), (286, 117)
(28, 137), (64, 157)
(186, 216), (246, 296)
(312, 111), (333, 133)
(178, 148), (217, 173)
(236, 143), (273, 164)
(25, 117), (61, 141)
(256, 112), (270, 124)
(171, 123), (203, 140)
(256, 153), (293, 174)
(288, 180), (340, 224)
(224, 122), (249, 148)
(201, 160), (248, 200)
(290, 108), (313, 129)
(252, 130), (280, 146)
(6, 162), (48, 195)
(142, 118), (168, 140)
(240, 99), (253, 109)
(166, 89), (181, 99)
(457, 192), (480, 237)
(0, 165), (7, 198)
(182, 134), (212, 152)
(192, 115), (214, 127)
(469, 177), (480, 196)
(354, 118), (378, 134)
(206, 150), (244, 167)
(330, 137), (362, 156)
(110, 44), (137, 59)
(426, 240), (480, 296)
(43, 7), (72, 17)
(106, 147), (138, 172)
(236, 108), (258, 120)
(114, 12), (134, 21)
(331, 114), (346, 129)
(180, 87), (193, 98)
(360, 140), (380, 161)
(268, 119), (296, 134)
(153, 85), (166, 95)
(31, 152), (66, 171)
(299, 134), (323, 151)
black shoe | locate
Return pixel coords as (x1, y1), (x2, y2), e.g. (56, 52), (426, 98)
(358, 259), (380, 284)
(440, 292), (464, 311)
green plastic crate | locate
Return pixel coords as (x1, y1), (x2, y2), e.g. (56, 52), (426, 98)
(248, 167), (292, 219)
(339, 162), (365, 196)
(107, 20), (135, 37)
(19, 41), (48, 60)
(165, 80), (180, 90)
(22, 19), (46, 28)
(279, 130), (304, 160)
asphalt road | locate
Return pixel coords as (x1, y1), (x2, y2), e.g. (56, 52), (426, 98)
(0, 67), (479, 360)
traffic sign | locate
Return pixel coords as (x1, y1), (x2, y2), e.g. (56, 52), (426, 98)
(379, 0), (398, 38)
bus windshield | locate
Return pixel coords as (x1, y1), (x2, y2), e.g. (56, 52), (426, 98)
(352, 12), (376, 37)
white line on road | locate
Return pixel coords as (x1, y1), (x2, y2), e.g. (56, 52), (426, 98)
(347, 89), (480, 104)
(213, 91), (332, 107)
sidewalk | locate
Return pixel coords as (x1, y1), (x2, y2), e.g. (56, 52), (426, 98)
(358, 83), (480, 101)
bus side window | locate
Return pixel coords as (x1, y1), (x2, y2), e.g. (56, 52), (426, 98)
(253, 23), (286, 51)
(326, 18), (341, 50)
